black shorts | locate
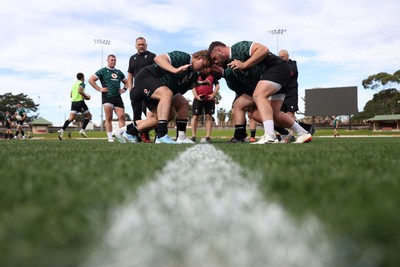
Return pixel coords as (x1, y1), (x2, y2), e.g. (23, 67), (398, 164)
(192, 99), (215, 115)
(136, 68), (165, 97)
(5, 122), (11, 129)
(281, 95), (299, 113)
(135, 68), (168, 111)
(260, 62), (291, 95)
(71, 101), (89, 114)
(103, 95), (125, 108)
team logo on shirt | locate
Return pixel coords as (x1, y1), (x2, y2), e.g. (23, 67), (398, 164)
(111, 73), (118, 79)
(144, 89), (150, 96)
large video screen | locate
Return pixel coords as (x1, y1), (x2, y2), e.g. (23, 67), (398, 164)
(305, 86), (358, 116)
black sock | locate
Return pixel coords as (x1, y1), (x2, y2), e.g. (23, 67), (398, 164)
(250, 129), (256, 138)
(82, 118), (89, 130)
(275, 127), (289, 135)
(299, 122), (311, 132)
(176, 119), (187, 139)
(234, 125), (247, 140)
(126, 122), (140, 135)
(62, 120), (71, 130)
(157, 120), (168, 138)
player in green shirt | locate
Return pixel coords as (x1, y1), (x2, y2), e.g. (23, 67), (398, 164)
(114, 50), (210, 144)
(332, 116), (340, 137)
(14, 102), (27, 139)
(208, 41), (312, 144)
(89, 54), (128, 142)
(4, 110), (13, 139)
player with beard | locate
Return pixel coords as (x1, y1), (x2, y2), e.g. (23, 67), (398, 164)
(208, 41), (312, 144)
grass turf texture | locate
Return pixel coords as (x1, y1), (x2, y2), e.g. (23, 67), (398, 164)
(1, 137), (400, 267)
(28, 127), (400, 140)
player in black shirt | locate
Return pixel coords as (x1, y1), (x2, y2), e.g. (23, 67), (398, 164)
(127, 37), (156, 142)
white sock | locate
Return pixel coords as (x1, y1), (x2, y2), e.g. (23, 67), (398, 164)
(262, 120), (276, 137)
(178, 131), (186, 140)
(290, 121), (308, 135)
(107, 132), (113, 139)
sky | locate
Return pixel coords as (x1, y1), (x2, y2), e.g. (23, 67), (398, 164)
(1, 0), (399, 126)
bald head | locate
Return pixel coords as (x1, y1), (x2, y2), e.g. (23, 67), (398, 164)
(279, 49), (289, 61)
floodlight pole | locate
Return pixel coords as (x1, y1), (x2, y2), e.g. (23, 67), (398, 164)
(59, 105), (62, 126)
(94, 39), (111, 132)
(269, 29), (286, 54)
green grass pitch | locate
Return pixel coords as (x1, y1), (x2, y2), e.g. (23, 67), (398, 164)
(1, 137), (400, 267)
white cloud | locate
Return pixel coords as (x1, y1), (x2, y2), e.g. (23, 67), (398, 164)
(1, 0), (399, 125)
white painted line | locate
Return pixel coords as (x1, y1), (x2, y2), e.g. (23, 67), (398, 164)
(81, 144), (335, 267)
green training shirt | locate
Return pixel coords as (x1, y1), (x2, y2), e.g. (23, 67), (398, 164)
(155, 51), (199, 95)
(95, 67), (125, 98)
(15, 107), (26, 117)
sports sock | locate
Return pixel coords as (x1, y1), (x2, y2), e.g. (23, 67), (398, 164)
(234, 124), (247, 140)
(176, 119), (188, 140)
(82, 118), (89, 130)
(62, 120), (71, 130)
(250, 129), (256, 138)
(126, 123), (140, 135)
(262, 120), (275, 137)
(275, 127), (289, 136)
(299, 122), (312, 133)
(157, 120), (168, 138)
(290, 121), (308, 135)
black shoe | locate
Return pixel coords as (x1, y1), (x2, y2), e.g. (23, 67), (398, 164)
(205, 137), (211, 142)
(227, 138), (245, 143)
(191, 136), (196, 142)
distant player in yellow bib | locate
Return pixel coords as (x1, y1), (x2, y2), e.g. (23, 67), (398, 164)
(58, 72), (92, 140)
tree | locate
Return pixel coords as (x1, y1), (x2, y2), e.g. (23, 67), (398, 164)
(217, 108), (227, 126)
(352, 89), (400, 120)
(362, 70), (400, 91)
(0, 93), (39, 124)
(353, 70), (400, 120)
(214, 91), (222, 105)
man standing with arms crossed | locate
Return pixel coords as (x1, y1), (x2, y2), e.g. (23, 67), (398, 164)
(126, 37), (156, 143)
